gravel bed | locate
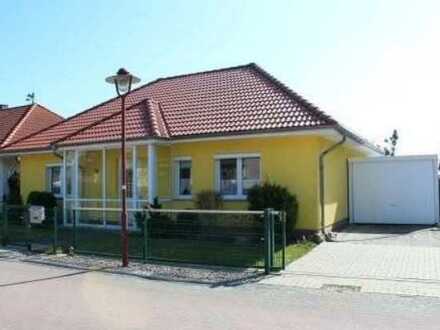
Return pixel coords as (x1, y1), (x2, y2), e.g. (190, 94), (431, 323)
(0, 247), (34, 259)
(18, 252), (265, 285)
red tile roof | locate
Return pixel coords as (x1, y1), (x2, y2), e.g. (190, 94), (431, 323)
(1, 63), (346, 152)
(0, 104), (63, 147)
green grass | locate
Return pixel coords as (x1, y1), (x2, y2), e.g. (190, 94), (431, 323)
(285, 241), (316, 265)
(1, 222), (316, 269)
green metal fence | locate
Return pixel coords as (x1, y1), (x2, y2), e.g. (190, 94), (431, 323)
(1, 204), (286, 273)
(0, 203), (59, 252)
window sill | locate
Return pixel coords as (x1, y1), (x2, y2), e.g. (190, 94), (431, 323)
(221, 195), (248, 201)
(174, 195), (193, 201)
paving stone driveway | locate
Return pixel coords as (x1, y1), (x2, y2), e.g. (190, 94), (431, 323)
(263, 225), (440, 297)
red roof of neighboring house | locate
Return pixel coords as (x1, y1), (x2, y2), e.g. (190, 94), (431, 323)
(1, 63), (375, 153)
(0, 104), (63, 147)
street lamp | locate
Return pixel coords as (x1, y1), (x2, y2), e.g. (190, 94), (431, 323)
(105, 68), (141, 267)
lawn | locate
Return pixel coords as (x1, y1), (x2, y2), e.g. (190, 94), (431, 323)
(1, 222), (316, 269)
(285, 241), (316, 264)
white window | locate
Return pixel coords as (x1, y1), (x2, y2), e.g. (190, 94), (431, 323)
(216, 155), (261, 198)
(46, 165), (62, 198)
(175, 159), (192, 197)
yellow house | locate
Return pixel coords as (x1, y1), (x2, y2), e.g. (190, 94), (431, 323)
(0, 63), (381, 234)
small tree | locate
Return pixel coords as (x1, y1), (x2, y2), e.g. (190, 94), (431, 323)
(384, 129), (399, 156)
(195, 190), (223, 209)
(6, 171), (22, 205)
(247, 182), (298, 239)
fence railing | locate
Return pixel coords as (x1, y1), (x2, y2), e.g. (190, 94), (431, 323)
(0, 204), (286, 273)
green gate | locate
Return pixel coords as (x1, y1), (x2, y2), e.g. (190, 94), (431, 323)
(0, 204), (58, 252)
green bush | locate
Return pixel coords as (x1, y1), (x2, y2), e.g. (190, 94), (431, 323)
(195, 190), (223, 209)
(6, 171), (22, 205)
(27, 191), (57, 209)
(247, 182), (298, 238)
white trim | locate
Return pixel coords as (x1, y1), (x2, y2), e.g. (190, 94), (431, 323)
(173, 128), (335, 143)
(173, 156), (192, 161)
(45, 163), (63, 198)
(1, 127), (383, 157)
(58, 139), (169, 152)
(132, 146), (138, 229)
(214, 153), (260, 160)
(102, 148), (106, 226)
(349, 154), (439, 163)
(173, 157), (192, 199)
(73, 150), (79, 221)
(147, 143), (157, 204)
(62, 151), (67, 225)
(72, 206), (268, 215)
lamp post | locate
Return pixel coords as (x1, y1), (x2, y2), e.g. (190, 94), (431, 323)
(105, 68), (140, 267)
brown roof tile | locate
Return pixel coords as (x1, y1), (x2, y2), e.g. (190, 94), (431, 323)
(0, 104), (63, 147)
(1, 63), (338, 152)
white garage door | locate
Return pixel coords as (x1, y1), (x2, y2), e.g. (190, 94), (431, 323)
(349, 155), (439, 225)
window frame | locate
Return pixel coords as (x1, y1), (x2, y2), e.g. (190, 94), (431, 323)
(46, 163), (63, 198)
(215, 153), (261, 200)
(174, 157), (192, 199)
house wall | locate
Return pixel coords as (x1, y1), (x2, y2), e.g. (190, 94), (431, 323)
(17, 135), (371, 231)
(20, 153), (61, 202)
(164, 135), (322, 230)
(320, 139), (367, 228)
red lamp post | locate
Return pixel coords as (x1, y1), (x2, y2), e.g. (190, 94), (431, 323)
(105, 68), (140, 267)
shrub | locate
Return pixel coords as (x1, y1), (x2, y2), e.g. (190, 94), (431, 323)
(27, 191), (57, 209)
(195, 190), (223, 210)
(6, 171), (22, 205)
(247, 182), (298, 238)
(136, 197), (172, 237)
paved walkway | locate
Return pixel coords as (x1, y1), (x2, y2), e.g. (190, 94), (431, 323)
(263, 225), (440, 297)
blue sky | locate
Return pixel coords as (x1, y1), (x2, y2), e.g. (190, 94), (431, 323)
(1, 0), (439, 155)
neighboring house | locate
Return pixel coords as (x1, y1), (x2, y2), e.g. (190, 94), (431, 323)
(0, 103), (63, 200)
(0, 64), (382, 234)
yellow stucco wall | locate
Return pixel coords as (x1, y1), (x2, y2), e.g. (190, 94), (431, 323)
(165, 136), (321, 230)
(320, 139), (367, 228)
(18, 135), (370, 231)
(20, 153), (62, 202)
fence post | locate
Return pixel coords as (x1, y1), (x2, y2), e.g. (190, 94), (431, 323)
(1, 204), (7, 246)
(143, 210), (150, 262)
(53, 207), (58, 254)
(282, 211), (287, 270)
(25, 206), (31, 252)
(72, 209), (77, 250)
(270, 210), (275, 270)
(264, 208), (272, 275)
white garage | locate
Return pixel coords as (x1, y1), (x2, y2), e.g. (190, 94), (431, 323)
(349, 155), (439, 225)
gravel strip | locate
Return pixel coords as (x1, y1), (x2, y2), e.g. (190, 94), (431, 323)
(6, 250), (265, 285)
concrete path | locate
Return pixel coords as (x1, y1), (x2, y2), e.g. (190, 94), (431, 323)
(1, 260), (440, 330)
(263, 225), (440, 297)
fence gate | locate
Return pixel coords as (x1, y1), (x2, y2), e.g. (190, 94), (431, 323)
(1, 204), (58, 252)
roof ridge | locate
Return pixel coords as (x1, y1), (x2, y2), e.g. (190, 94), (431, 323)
(250, 63), (337, 125)
(51, 110), (123, 147)
(156, 102), (170, 138)
(32, 103), (64, 120)
(144, 99), (169, 138)
(151, 63), (254, 84)
(0, 104), (32, 112)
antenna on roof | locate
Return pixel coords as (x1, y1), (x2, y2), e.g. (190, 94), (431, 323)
(26, 92), (35, 104)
